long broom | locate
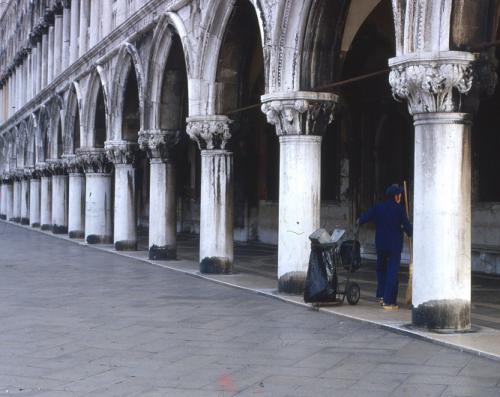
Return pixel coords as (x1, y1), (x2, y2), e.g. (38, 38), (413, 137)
(403, 181), (413, 306)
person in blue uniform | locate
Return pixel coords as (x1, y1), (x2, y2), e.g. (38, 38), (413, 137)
(357, 184), (412, 310)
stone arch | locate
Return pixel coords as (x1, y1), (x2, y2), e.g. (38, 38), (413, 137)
(17, 120), (28, 168)
(64, 81), (83, 154)
(110, 42), (145, 140)
(145, 13), (192, 129)
(83, 67), (110, 147)
(26, 114), (37, 167)
(36, 105), (50, 163)
(47, 95), (65, 159)
(194, 0), (268, 115)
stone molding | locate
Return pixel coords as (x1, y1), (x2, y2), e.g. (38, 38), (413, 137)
(186, 116), (232, 150)
(35, 162), (52, 177)
(75, 148), (112, 174)
(388, 51), (496, 115)
(138, 129), (180, 160)
(260, 91), (338, 136)
(105, 140), (139, 165)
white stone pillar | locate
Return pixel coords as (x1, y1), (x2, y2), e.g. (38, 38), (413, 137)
(12, 177), (22, 223)
(78, 149), (113, 244)
(261, 91), (337, 293)
(89, 0), (100, 47)
(41, 34), (48, 88)
(20, 175), (30, 225)
(29, 176), (41, 227)
(0, 181), (6, 219)
(79, 0), (89, 57)
(53, 14), (63, 78)
(68, 172), (85, 238)
(5, 179), (13, 221)
(48, 161), (68, 234)
(48, 26), (54, 83)
(102, 0), (113, 37)
(105, 141), (138, 251)
(36, 41), (43, 93)
(187, 116), (234, 274)
(40, 171), (52, 230)
(70, 0), (80, 64)
(62, 6), (71, 70)
(139, 130), (179, 260)
(388, 51), (491, 331)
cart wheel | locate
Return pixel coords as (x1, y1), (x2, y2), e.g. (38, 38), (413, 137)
(346, 282), (360, 305)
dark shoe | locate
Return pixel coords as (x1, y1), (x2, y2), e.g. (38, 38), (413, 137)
(382, 304), (399, 311)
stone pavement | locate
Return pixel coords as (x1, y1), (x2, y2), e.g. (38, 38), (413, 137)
(1, 223), (500, 396)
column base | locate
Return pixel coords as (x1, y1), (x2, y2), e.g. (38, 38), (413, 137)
(412, 299), (471, 331)
(69, 230), (84, 239)
(31, 223), (40, 228)
(149, 245), (176, 260)
(10, 217), (20, 223)
(20, 218), (30, 225)
(200, 257), (232, 274)
(41, 224), (53, 231)
(86, 235), (112, 244)
(0, 215), (6, 220)
(115, 240), (137, 251)
(278, 271), (307, 294)
(52, 225), (68, 234)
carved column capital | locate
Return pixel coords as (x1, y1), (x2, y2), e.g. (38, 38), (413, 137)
(46, 159), (67, 175)
(35, 162), (52, 177)
(1, 172), (12, 183)
(186, 115), (232, 150)
(138, 129), (180, 160)
(260, 91), (338, 136)
(62, 154), (84, 173)
(75, 148), (112, 174)
(388, 51), (496, 115)
(104, 141), (138, 165)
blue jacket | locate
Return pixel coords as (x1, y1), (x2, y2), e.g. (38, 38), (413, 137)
(359, 199), (412, 253)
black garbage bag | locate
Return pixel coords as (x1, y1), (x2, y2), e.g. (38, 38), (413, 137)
(340, 240), (361, 272)
(304, 245), (337, 303)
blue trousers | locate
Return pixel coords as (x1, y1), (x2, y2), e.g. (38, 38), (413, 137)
(376, 250), (401, 305)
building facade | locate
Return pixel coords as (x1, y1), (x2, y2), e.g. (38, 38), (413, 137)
(0, 0), (499, 331)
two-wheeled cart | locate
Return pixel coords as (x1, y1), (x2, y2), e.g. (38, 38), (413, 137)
(304, 228), (361, 307)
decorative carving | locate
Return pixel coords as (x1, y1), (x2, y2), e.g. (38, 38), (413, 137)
(62, 154), (84, 173)
(387, 52), (493, 115)
(105, 141), (139, 165)
(138, 129), (180, 160)
(186, 116), (232, 150)
(35, 162), (52, 177)
(75, 148), (112, 174)
(260, 91), (338, 136)
(46, 159), (67, 175)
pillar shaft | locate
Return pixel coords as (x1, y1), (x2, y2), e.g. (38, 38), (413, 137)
(89, 0), (99, 48)
(41, 34), (48, 88)
(199, 150), (234, 273)
(62, 6), (71, 70)
(12, 179), (21, 222)
(278, 136), (321, 292)
(101, 0), (113, 36)
(79, 0), (89, 57)
(29, 178), (41, 227)
(113, 164), (137, 250)
(36, 41), (42, 93)
(52, 174), (68, 234)
(0, 183), (6, 219)
(40, 176), (52, 230)
(20, 178), (30, 225)
(5, 182), (13, 221)
(68, 173), (85, 238)
(47, 26), (54, 83)
(54, 14), (63, 77)
(149, 159), (176, 259)
(85, 173), (112, 244)
(69, 0), (80, 64)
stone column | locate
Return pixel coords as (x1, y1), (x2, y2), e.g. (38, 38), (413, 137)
(388, 51), (494, 331)
(53, 14), (63, 78)
(47, 26), (54, 83)
(62, 5), (71, 70)
(79, 0), (89, 57)
(69, 0), (80, 64)
(186, 116), (234, 274)
(12, 173), (22, 223)
(41, 34), (48, 88)
(29, 170), (41, 227)
(4, 176), (13, 221)
(20, 171), (30, 225)
(261, 92), (337, 293)
(65, 155), (85, 238)
(101, 0), (113, 37)
(39, 164), (53, 230)
(48, 160), (68, 234)
(0, 178), (6, 220)
(77, 148), (113, 244)
(36, 41), (42, 93)
(105, 141), (138, 251)
(89, 0), (100, 47)
(139, 129), (179, 260)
